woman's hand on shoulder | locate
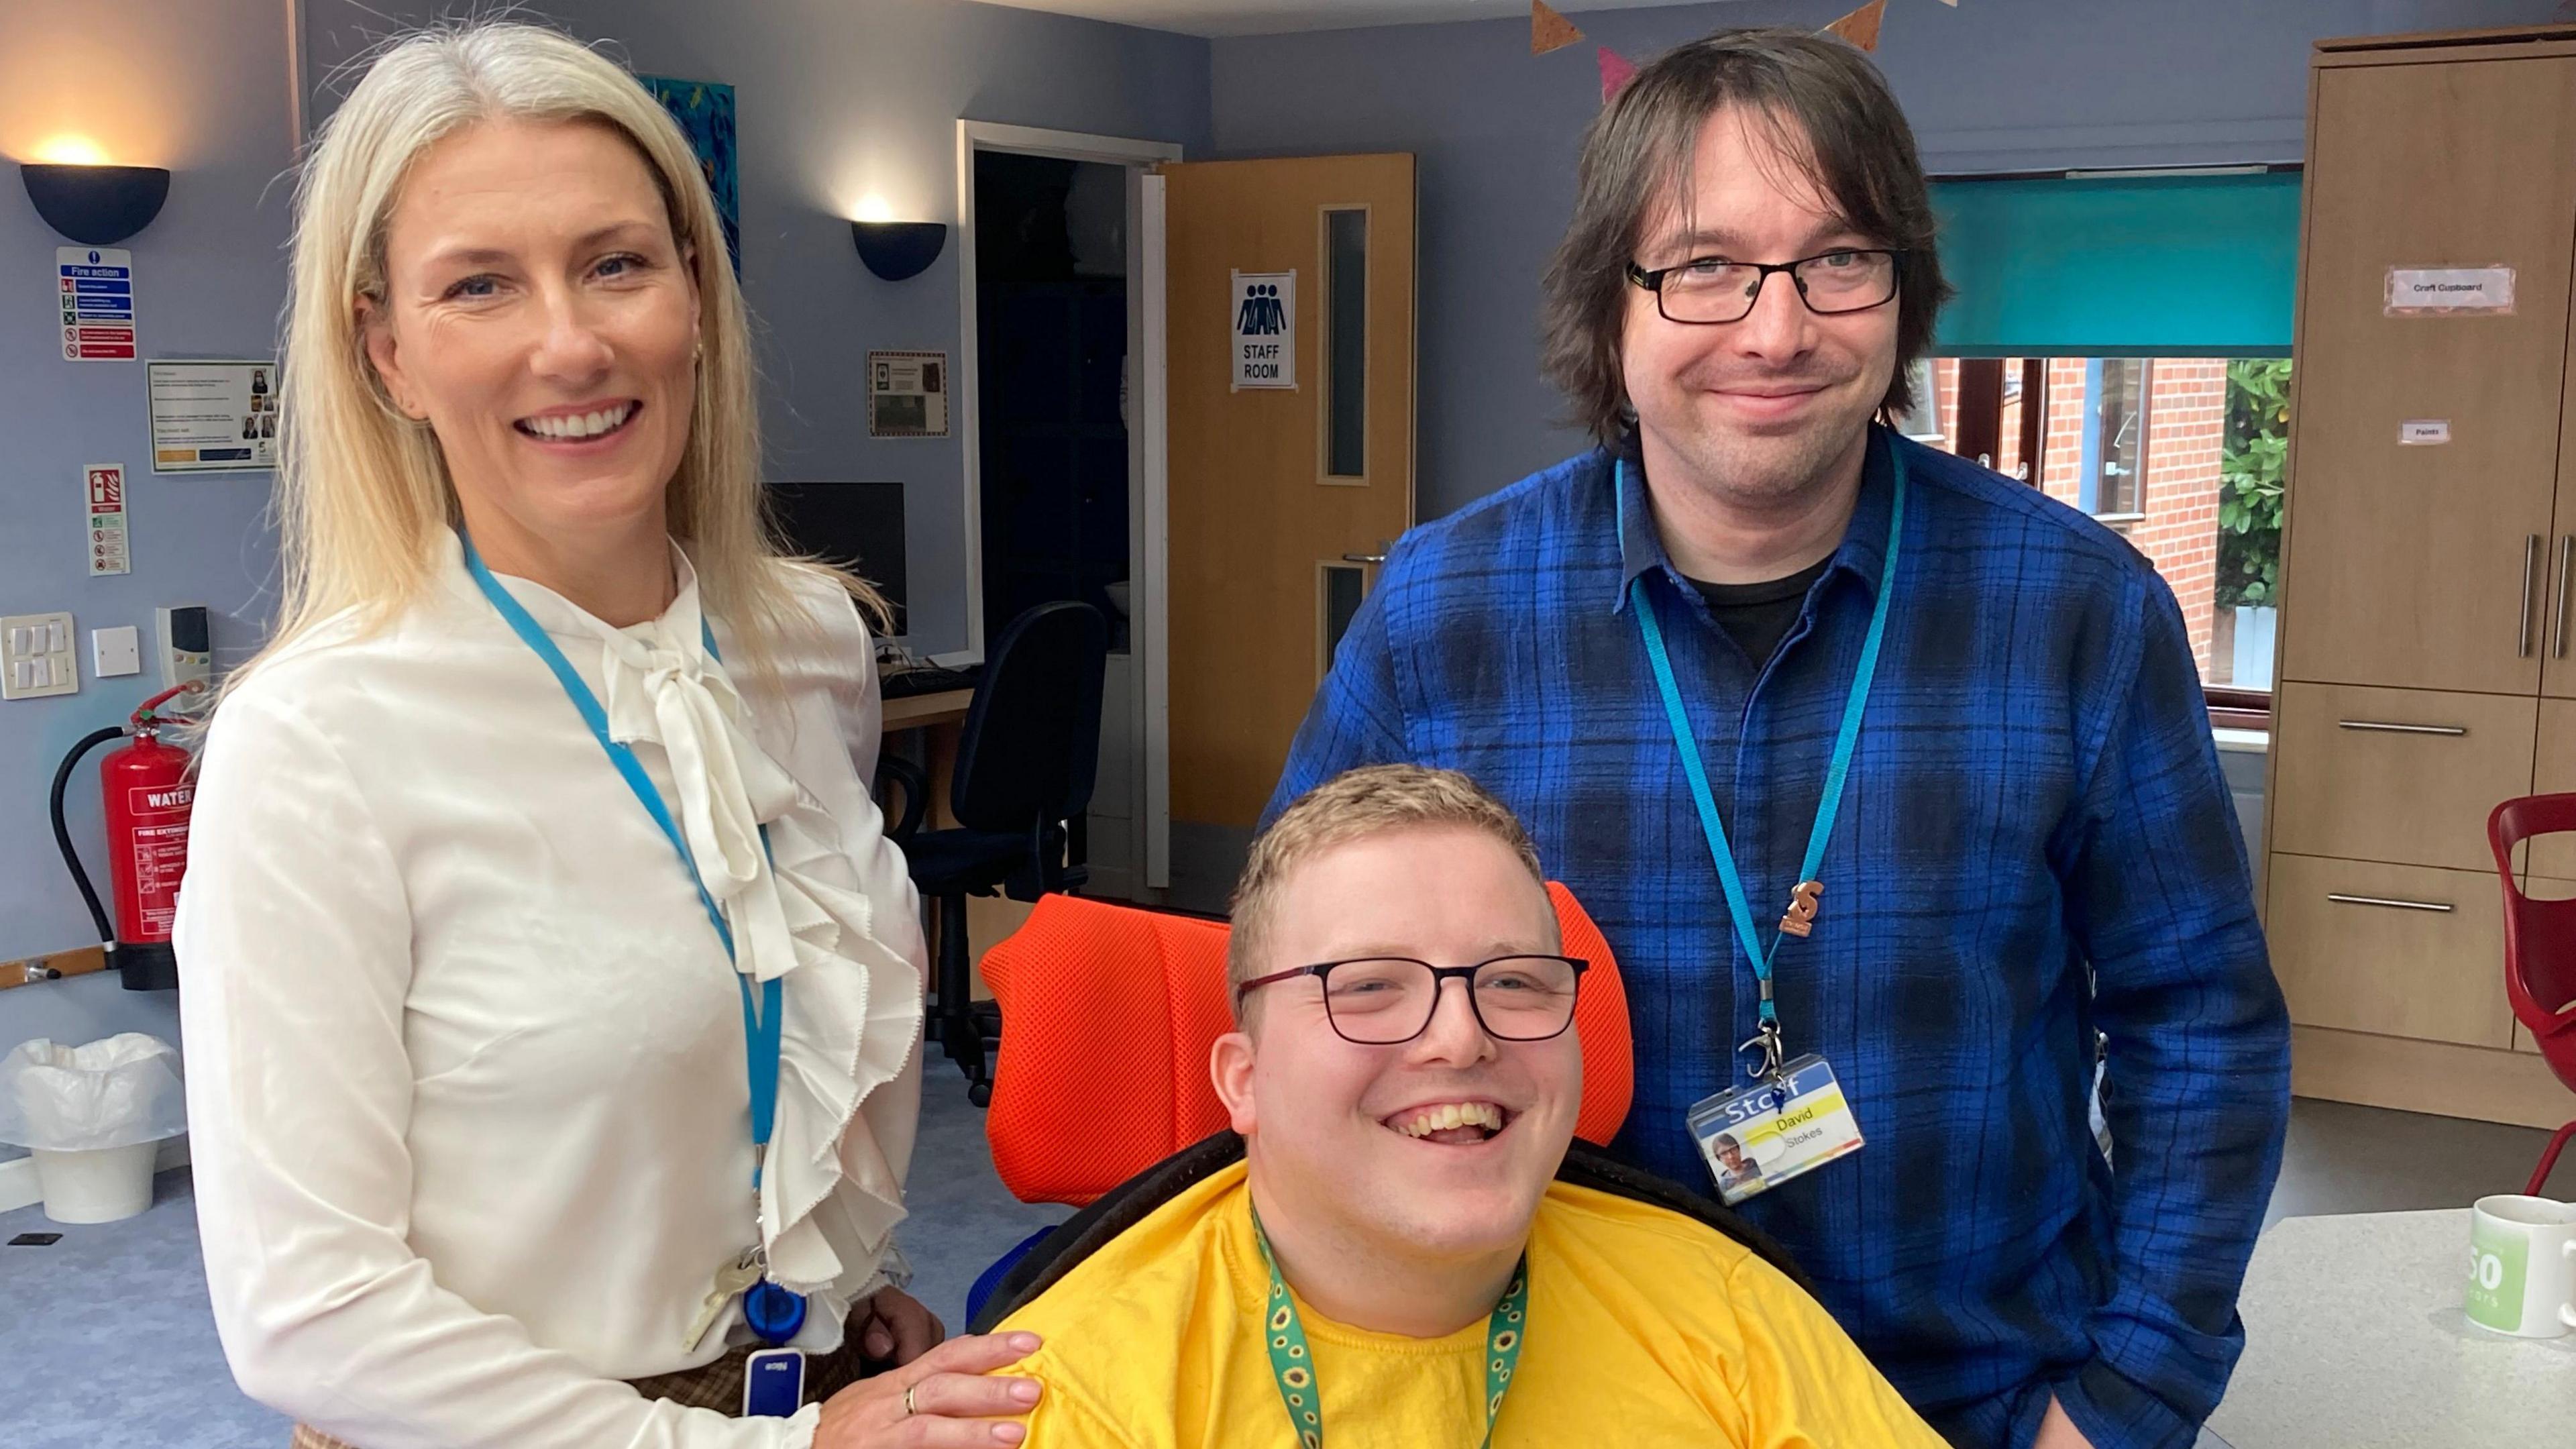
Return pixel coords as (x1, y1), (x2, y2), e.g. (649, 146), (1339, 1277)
(813, 1330), (1042, 1448)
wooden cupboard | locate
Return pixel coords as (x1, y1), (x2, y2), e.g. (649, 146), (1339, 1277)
(2263, 26), (2576, 1126)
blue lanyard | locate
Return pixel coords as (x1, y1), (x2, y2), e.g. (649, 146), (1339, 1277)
(460, 537), (783, 1192)
(1619, 434), (1906, 1081)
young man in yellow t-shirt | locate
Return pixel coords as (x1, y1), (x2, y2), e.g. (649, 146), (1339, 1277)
(987, 764), (1944, 1447)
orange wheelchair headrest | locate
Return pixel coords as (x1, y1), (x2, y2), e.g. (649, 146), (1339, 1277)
(978, 883), (1635, 1207)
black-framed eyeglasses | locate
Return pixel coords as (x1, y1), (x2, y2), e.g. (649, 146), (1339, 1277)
(1626, 248), (1904, 325)
(1235, 955), (1590, 1045)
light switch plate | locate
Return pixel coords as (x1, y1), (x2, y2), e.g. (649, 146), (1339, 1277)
(1, 612), (78, 700)
(93, 625), (140, 678)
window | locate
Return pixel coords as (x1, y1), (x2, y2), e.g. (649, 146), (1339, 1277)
(1322, 207), (1368, 479)
(1890, 358), (1944, 442)
(2085, 360), (2150, 519)
(1930, 356), (2290, 699)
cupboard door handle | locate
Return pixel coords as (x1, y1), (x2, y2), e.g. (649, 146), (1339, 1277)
(2326, 893), (2455, 913)
(2524, 535), (2542, 657)
(2556, 536), (2572, 660)
(2335, 720), (2467, 736)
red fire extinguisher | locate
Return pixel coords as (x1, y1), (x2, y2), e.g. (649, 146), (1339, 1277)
(50, 683), (203, 991)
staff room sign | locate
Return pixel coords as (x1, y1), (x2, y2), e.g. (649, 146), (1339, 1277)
(1231, 270), (1295, 390)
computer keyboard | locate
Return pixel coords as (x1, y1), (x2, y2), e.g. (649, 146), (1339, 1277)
(881, 663), (981, 699)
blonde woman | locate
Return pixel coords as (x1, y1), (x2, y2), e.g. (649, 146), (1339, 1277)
(176, 23), (1040, 1448)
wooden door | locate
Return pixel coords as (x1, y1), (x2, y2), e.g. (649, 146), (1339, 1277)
(1163, 154), (1416, 833)
(2546, 268), (2576, 699)
(2278, 56), (2576, 694)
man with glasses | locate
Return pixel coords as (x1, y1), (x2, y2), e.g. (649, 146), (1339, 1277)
(1269, 27), (2288, 1449)
(982, 764), (1942, 1446)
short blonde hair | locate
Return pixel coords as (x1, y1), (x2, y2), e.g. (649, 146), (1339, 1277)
(1228, 765), (1552, 1007)
(235, 19), (875, 698)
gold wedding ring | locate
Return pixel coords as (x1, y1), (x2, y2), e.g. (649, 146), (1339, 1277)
(903, 1384), (918, 1417)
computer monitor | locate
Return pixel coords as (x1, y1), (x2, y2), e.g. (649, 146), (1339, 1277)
(767, 480), (907, 637)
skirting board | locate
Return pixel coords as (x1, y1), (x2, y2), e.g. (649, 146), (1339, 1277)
(2292, 1026), (2573, 1130)
(0, 1135), (189, 1216)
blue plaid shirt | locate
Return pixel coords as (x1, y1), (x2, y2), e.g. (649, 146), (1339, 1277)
(1268, 429), (2290, 1449)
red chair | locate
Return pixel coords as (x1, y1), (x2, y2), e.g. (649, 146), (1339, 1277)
(976, 883), (1635, 1208)
(2487, 795), (2576, 1195)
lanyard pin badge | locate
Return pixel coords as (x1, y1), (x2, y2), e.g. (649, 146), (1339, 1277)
(1776, 880), (1823, 938)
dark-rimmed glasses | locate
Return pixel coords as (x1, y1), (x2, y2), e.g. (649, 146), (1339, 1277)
(1627, 248), (1904, 325)
(1235, 955), (1589, 1045)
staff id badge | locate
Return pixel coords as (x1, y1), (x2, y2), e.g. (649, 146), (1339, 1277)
(1687, 1055), (1865, 1205)
(743, 1346), (806, 1416)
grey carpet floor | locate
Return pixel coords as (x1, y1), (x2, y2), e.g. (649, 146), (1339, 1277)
(0, 1073), (1063, 1446)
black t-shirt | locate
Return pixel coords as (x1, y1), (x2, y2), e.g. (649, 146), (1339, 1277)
(1688, 556), (1831, 666)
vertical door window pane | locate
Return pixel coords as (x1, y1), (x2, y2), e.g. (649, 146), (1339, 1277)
(1321, 563), (1366, 678)
(2094, 359), (2151, 516)
(1324, 208), (1368, 478)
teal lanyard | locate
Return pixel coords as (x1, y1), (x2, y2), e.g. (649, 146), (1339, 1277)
(1250, 1211), (1526, 1449)
(460, 537), (783, 1193)
(1618, 435), (1907, 1082)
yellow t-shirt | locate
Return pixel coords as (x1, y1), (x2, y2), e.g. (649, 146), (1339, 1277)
(998, 1161), (1943, 1448)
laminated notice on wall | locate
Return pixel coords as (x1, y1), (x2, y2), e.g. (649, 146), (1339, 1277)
(2399, 420), (2451, 446)
(149, 360), (278, 472)
(866, 351), (949, 438)
(2385, 265), (2514, 316)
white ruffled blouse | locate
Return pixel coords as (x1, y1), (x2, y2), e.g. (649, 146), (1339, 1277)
(176, 533), (926, 1449)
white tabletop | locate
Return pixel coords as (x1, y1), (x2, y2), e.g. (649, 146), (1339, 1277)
(2203, 1209), (2576, 1449)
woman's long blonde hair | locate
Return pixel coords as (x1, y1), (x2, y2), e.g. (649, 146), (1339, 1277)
(244, 19), (874, 691)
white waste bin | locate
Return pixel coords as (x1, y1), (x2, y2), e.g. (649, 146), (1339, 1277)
(0, 1034), (186, 1224)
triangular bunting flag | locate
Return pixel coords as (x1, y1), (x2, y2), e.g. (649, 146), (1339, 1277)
(1532, 0), (1583, 56)
(1599, 46), (1638, 103)
(1824, 0), (1887, 50)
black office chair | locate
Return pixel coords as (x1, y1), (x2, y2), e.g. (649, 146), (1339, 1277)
(879, 601), (1108, 1106)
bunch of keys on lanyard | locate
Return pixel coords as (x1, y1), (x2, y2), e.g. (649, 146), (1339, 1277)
(462, 537), (811, 1416)
(1620, 437), (1906, 1207)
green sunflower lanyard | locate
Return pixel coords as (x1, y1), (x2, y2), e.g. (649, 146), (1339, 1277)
(1250, 1210), (1529, 1449)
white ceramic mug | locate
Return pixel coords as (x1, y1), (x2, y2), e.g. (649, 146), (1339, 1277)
(2465, 1194), (2576, 1338)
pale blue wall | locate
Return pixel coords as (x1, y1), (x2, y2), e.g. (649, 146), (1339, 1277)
(307, 0), (1213, 657)
(1210, 0), (2566, 519)
(0, 0), (297, 1156)
(0, 0), (1207, 1148)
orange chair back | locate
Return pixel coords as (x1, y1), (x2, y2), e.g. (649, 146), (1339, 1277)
(978, 883), (1635, 1206)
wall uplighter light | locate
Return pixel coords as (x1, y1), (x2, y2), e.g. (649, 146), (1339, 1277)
(20, 136), (168, 246)
(850, 194), (947, 282)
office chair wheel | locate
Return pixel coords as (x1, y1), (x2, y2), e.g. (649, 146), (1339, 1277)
(969, 1080), (992, 1108)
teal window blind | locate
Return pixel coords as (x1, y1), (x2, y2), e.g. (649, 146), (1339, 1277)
(1930, 171), (2300, 358)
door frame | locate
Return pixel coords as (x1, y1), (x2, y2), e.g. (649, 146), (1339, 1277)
(954, 121), (1183, 893)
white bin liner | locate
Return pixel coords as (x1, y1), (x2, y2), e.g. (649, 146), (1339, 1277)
(0, 1034), (186, 1152)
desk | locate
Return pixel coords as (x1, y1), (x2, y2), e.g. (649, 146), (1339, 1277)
(2204, 1209), (2576, 1448)
(880, 686), (972, 733)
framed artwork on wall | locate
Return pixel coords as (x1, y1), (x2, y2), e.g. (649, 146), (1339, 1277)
(641, 76), (741, 276)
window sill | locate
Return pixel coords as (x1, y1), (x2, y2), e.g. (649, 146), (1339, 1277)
(2212, 725), (2269, 755)
(2092, 511), (2148, 528)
